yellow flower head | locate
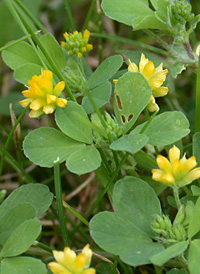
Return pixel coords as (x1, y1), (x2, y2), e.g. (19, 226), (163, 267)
(19, 69), (67, 118)
(48, 244), (96, 274)
(61, 29), (93, 58)
(152, 145), (200, 187)
(128, 53), (169, 112)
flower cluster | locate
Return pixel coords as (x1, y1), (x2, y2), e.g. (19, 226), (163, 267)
(19, 69), (67, 118)
(48, 245), (96, 274)
(61, 30), (93, 58)
(152, 145), (200, 187)
(128, 53), (169, 112)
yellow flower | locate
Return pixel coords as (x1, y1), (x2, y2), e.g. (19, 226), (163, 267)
(152, 145), (200, 187)
(128, 53), (169, 112)
(48, 245), (96, 274)
(19, 69), (67, 118)
(61, 29), (93, 58)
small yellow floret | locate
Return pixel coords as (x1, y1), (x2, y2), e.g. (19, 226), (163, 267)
(128, 53), (169, 112)
(19, 69), (67, 118)
(48, 245), (96, 274)
(61, 29), (93, 58)
(152, 145), (200, 187)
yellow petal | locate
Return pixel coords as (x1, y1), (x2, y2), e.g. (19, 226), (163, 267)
(53, 81), (65, 96)
(152, 169), (165, 181)
(148, 69), (168, 90)
(113, 79), (118, 84)
(74, 254), (86, 272)
(56, 98), (67, 108)
(73, 30), (79, 35)
(48, 262), (71, 274)
(161, 172), (174, 184)
(29, 109), (43, 118)
(77, 52), (83, 58)
(47, 94), (57, 104)
(128, 59), (138, 72)
(82, 244), (92, 268)
(169, 145), (180, 164)
(43, 104), (55, 114)
(64, 32), (69, 40)
(30, 98), (45, 110)
(83, 269), (96, 274)
(172, 159), (183, 175)
(180, 167), (200, 186)
(147, 100), (159, 112)
(63, 247), (76, 269)
(19, 98), (32, 107)
(22, 89), (35, 98)
(156, 155), (171, 171)
(42, 69), (53, 82)
(153, 86), (169, 98)
(86, 44), (93, 51)
(142, 61), (156, 79)
(83, 29), (90, 41)
(139, 53), (149, 73)
(53, 250), (65, 265)
(182, 156), (197, 173)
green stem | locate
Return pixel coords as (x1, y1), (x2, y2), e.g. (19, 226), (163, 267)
(54, 160), (70, 247)
(4, 0), (46, 68)
(0, 105), (29, 179)
(0, 32), (37, 52)
(63, 202), (89, 227)
(63, 0), (76, 31)
(34, 241), (53, 253)
(173, 186), (181, 210)
(91, 33), (170, 57)
(0, 145), (36, 183)
(82, 0), (97, 30)
(195, 54), (200, 132)
(14, 0), (48, 34)
(85, 152), (129, 219)
(144, 29), (180, 58)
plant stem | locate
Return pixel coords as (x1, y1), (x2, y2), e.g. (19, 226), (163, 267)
(14, 0), (48, 34)
(63, 0), (76, 31)
(91, 32), (170, 57)
(195, 54), (200, 132)
(173, 186), (181, 210)
(82, 0), (97, 30)
(34, 241), (53, 253)
(0, 145), (36, 183)
(54, 160), (70, 247)
(63, 202), (89, 227)
(4, 0), (46, 68)
(0, 105), (29, 179)
(85, 152), (129, 219)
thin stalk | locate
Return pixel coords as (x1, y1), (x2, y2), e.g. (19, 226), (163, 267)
(14, 0), (48, 34)
(98, 148), (113, 175)
(63, 202), (89, 227)
(82, 0), (97, 30)
(97, 1), (103, 64)
(3, 0), (46, 68)
(195, 54), (200, 132)
(91, 33), (170, 57)
(54, 160), (70, 247)
(85, 152), (129, 219)
(144, 29), (180, 58)
(0, 32), (38, 52)
(63, 0), (76, 31)
(0, 146), (36, 183)
(0, 105), (29, 179)
(34, 241), (53, 253)
(173, 186), (181, 210)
